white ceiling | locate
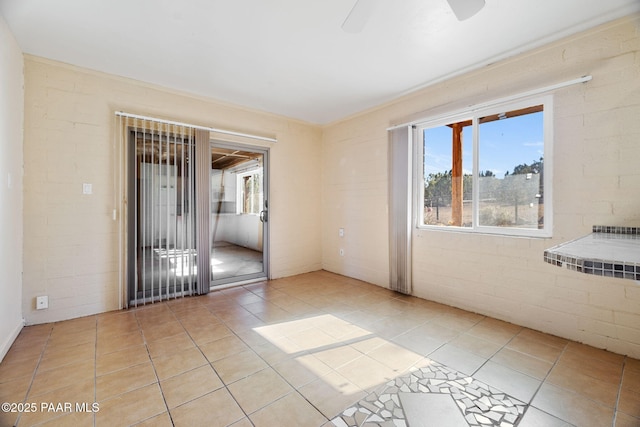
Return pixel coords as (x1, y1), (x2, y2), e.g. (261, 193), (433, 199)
(1, 0), (639, 124)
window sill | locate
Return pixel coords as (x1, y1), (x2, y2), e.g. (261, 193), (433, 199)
(416, 225), (552, 239)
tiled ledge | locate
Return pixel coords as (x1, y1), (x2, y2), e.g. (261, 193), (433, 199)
(544, 226), (640, 281)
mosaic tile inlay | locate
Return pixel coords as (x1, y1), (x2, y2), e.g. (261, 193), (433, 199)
(331, 360), (526, 427)
(544, 225), (640, 281)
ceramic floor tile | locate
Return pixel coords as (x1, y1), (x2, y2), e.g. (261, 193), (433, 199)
(532, 383), (614, 427)
(367, 341), (425, 374)
(228, 367), (293, 414)
(251, 340), (299, 365)
(346, 335), (388, 354)
(211, 349), (269, 384)
(250, 392), (327, 427)
(391, 329), (446, 356)
(336, 355), (398, 391)
(160, 365), (224, 408)
(16, 379), (94, 427)
(518, 407), (572, 427)
(618, 386), (640, 418)
(625, 358), (640, 373)
(622, 368), (640, 393)
(152, 346), (208, 380)
(367, 318), (416, 340)
(179, 311), (222, 329)
(96, 344), (150, 376)
(131, 411), (173, 426)
(413, 321), (461, 343)
(47, 328), (96, 348)
(273, 354), (332, 389)
(299, 371), (367, 419)
(146, 331), (195, 358)
(565, 341), (625, 365)
(546, 362), (619, 407)
(398, 392), (468, 427)
(287, 328), (339, 352)
(2, 342), (44, 364)
(0, 408), (18, 427)
(448, 333), (503, 359)
(96, 330), (145, 355)
(96, 361), (157, 401)
(185, 323), (233, 346)
(556, 349), (623, 384)
(52, 315), (97, 331)
(474, 360), (541, 403)
(429, 312), (483, 332)
(229, 417), (254, 427)
(2, 271), (638, 427)
(96, 323), (140, 341)
(141, 321), (186, 343)
(35, 411), (95, 427)
(516, 328), (568, 349)
(490, 347), (553, 380)
(0, 356), (40, 383)
(506, 335), (563, 363)
(39, 341), (96, 372)
(170, 388), (245, 427)
(429, 343), (487, 376)
(95, 383), (167, 426)
(0, 374), (31, 402)
(615, 411), (640, 427)
(467, 317), (523, 346)
(199, 334), (250, 363)
(314, 345), (364, 370)
(29, 360), (95, 397)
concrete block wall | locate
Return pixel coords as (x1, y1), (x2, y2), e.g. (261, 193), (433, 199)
(22, 56), (323, 324)
(322, 14), (640, 357)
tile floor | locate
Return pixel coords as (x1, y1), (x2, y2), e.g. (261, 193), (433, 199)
(0, 270), (639, 427)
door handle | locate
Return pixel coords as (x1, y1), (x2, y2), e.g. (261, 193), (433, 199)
(259, 210), (268, 223)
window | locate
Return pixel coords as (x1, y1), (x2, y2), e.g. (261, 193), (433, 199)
(236, 168), (263, 214)
(417, 95), (552, 237)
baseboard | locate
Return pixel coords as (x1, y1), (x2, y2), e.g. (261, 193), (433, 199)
(0, 319), (24, 363)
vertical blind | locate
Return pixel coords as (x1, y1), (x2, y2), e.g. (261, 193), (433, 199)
(119, 115), (201, 307)
(389, 126), (413, 295)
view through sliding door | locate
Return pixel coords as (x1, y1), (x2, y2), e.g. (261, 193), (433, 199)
(126, 120), (269, 305)
(209, 141), (269, 288)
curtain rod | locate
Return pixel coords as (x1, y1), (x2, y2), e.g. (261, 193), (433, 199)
(115, 111), (277, 143)
(387, 75), (592, 131)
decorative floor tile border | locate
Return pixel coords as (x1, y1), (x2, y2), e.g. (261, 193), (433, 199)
(330, 360), (526, 427)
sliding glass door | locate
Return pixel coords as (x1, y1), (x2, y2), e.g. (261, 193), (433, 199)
(126, 121), (269, 305)
(127, 125), (198, 304)
(209, 142), (269, 287)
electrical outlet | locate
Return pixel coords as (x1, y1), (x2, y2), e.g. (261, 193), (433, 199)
(339, 228), (344, 237)
(36, 296), (48, 310)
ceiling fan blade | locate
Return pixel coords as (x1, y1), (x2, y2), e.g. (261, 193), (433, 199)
(447, 0), (485, 21)
(342, 0), (378, 33)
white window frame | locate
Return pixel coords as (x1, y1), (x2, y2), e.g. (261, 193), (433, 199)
(236, 167), (263, 215)
(415, 94), (553, 238)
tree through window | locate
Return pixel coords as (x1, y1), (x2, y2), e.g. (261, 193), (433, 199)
(419, 97), (552, 236)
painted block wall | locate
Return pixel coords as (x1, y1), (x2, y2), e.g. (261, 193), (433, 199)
(322, 15), (640, 357)
(0, 15), (24, 360)
(22, 56), (322, 324)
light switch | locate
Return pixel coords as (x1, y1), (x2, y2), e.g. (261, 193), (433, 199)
(83, 183), (92, 194)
